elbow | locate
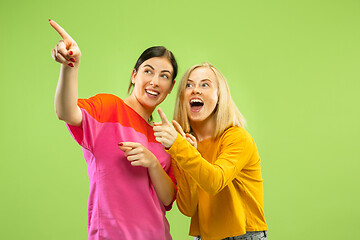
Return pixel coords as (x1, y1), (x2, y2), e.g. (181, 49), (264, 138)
(207, 188), (220, 195)
(55, 110), (69, 122)
(54, 101), (63, 121)
(176, 201), (196, 217)
(55, 108), (79, 125)
(203, 175), (226, 195)
(204, 184), (222, 195)
(54, 105), (81, 126)
(207, 189), (218, 195)
(163, 198), (174, 208)
(206, 189), (219, 196)
(54, 104), (65, 121)
(162, 190), (176, 208)
(178, 207), (195, 217)
(56, 114), (65, 121)
(55, 109), (65, 121)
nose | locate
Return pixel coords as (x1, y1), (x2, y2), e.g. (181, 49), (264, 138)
(191, 86), (202, 95)
(150, 76), (159, 87)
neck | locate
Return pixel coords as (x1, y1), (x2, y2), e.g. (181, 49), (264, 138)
(124, 95), (154, 122)
(190, 115), (216, 142)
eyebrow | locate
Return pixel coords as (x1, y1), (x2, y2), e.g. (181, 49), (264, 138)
(143, 64), (172, 74)
(187, 78), (212, 82)
(143, 64), (155, 70)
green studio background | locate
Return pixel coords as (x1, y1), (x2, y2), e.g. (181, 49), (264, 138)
(1, 0), (359, 239)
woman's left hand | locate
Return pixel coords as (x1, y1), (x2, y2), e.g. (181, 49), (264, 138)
(118, 142), (159, 169)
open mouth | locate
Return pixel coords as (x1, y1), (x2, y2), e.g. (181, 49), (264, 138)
(190, 98), (204, 112)
(145, 89), (160, 97)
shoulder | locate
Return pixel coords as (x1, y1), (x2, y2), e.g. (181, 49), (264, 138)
(221, 126), (252, 140)
(219, 127), (254, 148)
(84, 93), (124, 108)
(90, 93), (121, 102)
(77, 94), (123, 119)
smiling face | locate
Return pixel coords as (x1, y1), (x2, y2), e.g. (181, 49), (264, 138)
(131, 57), (174, 111)
(184, 67), (219, 124)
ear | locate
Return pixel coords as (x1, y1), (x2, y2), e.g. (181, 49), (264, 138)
(168, 80), (176, 94)
(131, 69), (137, 84)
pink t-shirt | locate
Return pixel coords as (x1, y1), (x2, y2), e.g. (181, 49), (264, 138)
(67, 94), (175, 240)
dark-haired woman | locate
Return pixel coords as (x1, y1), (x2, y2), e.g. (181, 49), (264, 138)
(50, 20), (177, 240)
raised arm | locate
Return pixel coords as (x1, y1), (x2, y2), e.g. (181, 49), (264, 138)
(49, 20), (82, 126)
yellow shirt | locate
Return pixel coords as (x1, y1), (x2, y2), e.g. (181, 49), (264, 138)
(167, 127), (268, 240)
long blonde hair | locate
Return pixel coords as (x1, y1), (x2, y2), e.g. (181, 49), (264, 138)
(173, 62), (246, 139)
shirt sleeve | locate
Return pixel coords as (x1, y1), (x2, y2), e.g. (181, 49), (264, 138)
(172, 159), (199, 217)
(167, 128), (255, 195)
(66, 94), (112, 152)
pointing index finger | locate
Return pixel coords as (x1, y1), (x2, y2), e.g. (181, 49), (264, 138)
(49, 19), (72, 40)
(157, 108), (170, 124)
(172, 120), (186, 137)
(118, 142), (140, 149)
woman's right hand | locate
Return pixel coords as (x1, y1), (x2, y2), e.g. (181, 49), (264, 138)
(153, 108), (197, 149)
(49, 20), (81, 68)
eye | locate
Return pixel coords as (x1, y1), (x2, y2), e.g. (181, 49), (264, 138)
(144, 69), (152, 74)
(201, 83), (209, 87)
(161, 74), (169, 79)
(186, 83), (193, 88)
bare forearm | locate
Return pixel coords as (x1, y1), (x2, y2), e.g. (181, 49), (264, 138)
(54, 64), (82, 126)
(148, 163), (175, 207)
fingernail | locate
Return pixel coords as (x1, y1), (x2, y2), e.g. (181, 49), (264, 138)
(70, 58), (75, 62)
(118, 143), (123, 146)
(69, 51), (73, 55)
(68, 63), (74, 67)
(48, 19), (51, 22)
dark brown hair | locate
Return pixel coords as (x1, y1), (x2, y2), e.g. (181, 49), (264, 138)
(128, 46), (178, 93)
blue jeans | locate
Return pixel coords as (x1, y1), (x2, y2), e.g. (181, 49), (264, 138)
(195, 231), (268, 240)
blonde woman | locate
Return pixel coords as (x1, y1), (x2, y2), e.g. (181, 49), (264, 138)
(153, 63), (268, 240)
